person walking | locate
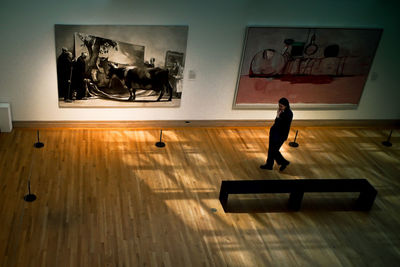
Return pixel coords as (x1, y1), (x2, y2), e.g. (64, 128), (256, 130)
(260, 97), (293, 171)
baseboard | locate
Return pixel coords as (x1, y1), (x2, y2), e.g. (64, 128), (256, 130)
(12, 120), (400, 129)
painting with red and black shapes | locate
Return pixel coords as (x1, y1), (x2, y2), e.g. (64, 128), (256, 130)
(233, 27), (382, 109)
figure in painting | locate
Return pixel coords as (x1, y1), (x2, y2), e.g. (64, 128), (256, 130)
(71, 52), (88, 100)
(57, 47), (73, 102)
(144, 57), (156, 68)
(169, 61), (183, 98)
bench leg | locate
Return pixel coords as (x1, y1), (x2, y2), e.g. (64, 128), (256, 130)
(356, 190), (377, 211)
(219, 188), (229, 212)
(289, 191), (304, 211)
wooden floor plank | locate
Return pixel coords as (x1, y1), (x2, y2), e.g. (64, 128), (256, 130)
(0, 127), (399, 266)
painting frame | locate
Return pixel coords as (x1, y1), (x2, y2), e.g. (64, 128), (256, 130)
(233, 26), (383, 110)
(55, 24), (188, 108)
(165, 51), (185, 69)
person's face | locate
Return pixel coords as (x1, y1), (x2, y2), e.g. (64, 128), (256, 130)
(278, 103), (286, 111)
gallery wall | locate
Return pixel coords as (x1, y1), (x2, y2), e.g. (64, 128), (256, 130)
(0, 0), (399, 121)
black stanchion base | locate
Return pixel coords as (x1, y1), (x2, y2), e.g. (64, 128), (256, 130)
(24, 194), (37, 202)
(289, 142), (299, 147)
(155, 142), (165, 148)
(382, 141), (392, 147)
(34, 142), (44, 148)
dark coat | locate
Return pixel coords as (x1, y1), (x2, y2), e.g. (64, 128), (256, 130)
(57, 52), (72, 98)
(72, 56), (87, 98)
(270, 108), (293, 142)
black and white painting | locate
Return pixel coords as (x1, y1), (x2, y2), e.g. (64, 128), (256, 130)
(55, 25), (188, 107)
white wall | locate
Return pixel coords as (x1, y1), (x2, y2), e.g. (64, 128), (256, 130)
(0, 0), (399, 121)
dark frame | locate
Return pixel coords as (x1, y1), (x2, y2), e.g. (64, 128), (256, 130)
(165, 51), (185, 69)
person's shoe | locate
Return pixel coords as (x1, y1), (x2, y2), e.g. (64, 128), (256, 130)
(279, 162), (290, 171)
(260, 164), (273, 170)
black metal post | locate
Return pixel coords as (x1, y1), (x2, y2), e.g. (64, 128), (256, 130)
(155, 129), (166, 147)
(24, 179), (37, 202)
(34, 130), (44, 148)
(382, 130), (393, 147)
(289, 130), (299, 147)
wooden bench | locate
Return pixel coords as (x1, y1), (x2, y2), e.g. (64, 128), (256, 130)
(219, 179), (377, 212)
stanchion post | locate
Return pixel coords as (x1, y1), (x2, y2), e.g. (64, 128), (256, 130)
(289, 130), (299, 148)
(382, 130), (393, 147)
(24, 180), (37, 202)
(34, 130), (44, 148)
(155, 129), (166, 148)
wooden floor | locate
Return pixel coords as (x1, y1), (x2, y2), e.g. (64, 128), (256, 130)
(0, 127), (399, 266)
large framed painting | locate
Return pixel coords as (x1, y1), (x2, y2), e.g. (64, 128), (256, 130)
(55, 25), (188, 108)
(233, 27), (383, 109)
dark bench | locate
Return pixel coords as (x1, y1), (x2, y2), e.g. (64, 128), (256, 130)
(219, 179), (377, 212)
